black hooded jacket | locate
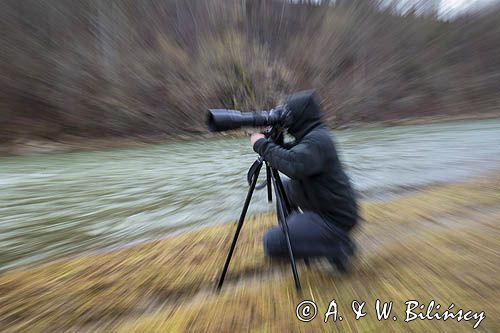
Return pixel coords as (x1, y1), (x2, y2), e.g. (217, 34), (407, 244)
(253, 90), (358, 231)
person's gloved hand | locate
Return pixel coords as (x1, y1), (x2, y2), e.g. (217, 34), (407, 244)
(250, 133), (265, 148)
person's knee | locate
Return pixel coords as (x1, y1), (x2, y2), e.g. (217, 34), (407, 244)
(263, 227), (284, 258)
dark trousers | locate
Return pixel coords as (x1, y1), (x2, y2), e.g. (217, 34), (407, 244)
(263, 181), (352, 259)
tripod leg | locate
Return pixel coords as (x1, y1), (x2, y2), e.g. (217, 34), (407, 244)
(271, 169), (301, 291)
(216, 161), (262, 292)
(280, 214), (301, 290)
(265, 163), (272, 203)
(273, 171), (292, 217)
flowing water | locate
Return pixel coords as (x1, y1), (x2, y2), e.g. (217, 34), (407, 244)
(1, 119), (500, 271)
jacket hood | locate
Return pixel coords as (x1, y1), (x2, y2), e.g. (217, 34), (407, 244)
(284, 90), (323, 140)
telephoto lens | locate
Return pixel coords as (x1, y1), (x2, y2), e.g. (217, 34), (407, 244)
(207, 109), (281, 132)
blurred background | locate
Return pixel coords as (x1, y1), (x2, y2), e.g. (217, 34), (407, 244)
(1, 0), (499, 142)
(0, 1), (499, 332)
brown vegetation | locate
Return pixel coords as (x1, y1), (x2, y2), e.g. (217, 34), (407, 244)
(0, 172), (499, 332)
(1, 1), (499, 143)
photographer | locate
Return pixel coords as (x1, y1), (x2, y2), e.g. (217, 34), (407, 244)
(250, 90), (358, 272)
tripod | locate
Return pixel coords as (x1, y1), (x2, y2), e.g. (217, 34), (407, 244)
(216, 128), (302, 291)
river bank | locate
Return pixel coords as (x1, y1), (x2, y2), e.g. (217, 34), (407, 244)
(2, 118), (500, 273)
(0, 171), (499, 332)
(2, 112), (500, 157)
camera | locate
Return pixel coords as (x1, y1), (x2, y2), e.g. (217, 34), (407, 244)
(207, 105), (292, 132)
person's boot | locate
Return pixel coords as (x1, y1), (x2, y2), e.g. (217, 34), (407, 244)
(347, 238), (357, 257)
(328, 240), (356, 274)
(304, 257), (311, 268)
(328, 250), (349, 273)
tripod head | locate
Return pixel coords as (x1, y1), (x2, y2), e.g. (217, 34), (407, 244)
(262, 125), (286, 144)
(248, 126), (285, 194)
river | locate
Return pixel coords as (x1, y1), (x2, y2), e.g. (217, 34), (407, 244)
(1, 118), (500, 271)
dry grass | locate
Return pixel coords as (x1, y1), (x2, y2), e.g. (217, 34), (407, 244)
(0, 173), (499, 332)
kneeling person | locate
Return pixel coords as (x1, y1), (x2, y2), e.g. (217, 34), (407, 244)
(250, 90), (358, 272)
